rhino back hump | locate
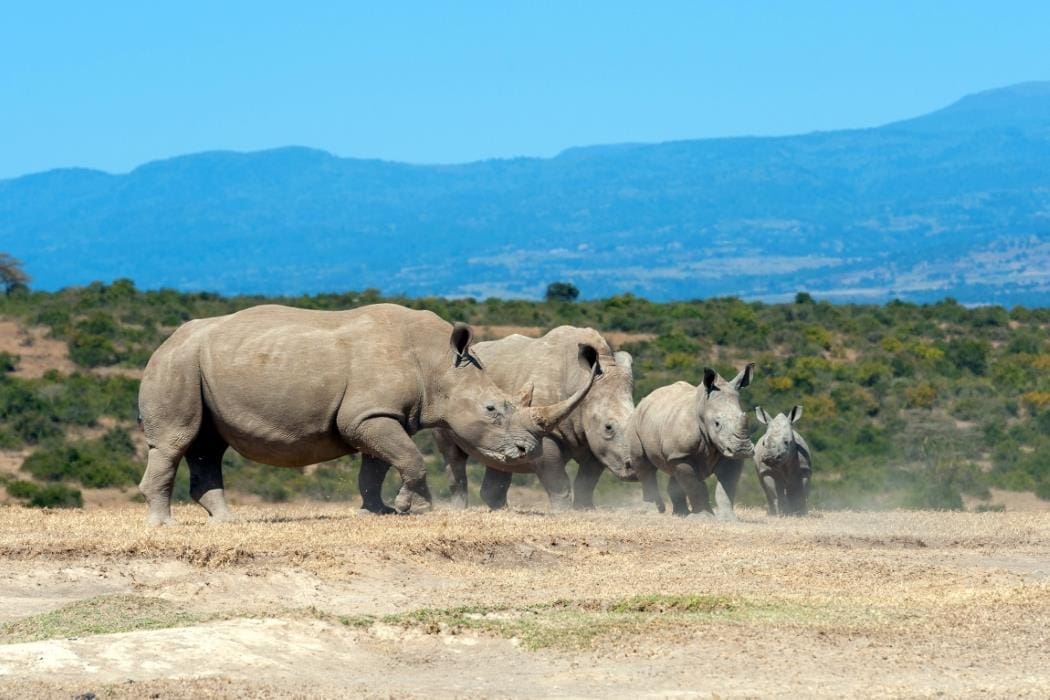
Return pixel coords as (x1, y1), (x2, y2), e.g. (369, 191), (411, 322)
(194, 305), (438, 455)
(474, 326), (614, 406)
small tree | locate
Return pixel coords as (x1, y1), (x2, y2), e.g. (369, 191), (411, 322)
(545, 281), (579, 303)
(0, 253), (30, 295)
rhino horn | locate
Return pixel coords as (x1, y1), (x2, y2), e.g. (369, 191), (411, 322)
(528, 344), (601, 432)
(516, 382), (535, 408)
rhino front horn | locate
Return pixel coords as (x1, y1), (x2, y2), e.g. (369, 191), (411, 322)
(528, 345), (601, 432)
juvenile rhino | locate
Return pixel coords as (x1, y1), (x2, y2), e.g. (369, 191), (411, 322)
(430, 327), (635, 510)
(629, 364), (754, 518)
(137, 304), (598, 524)
(753, 405), (811, 516)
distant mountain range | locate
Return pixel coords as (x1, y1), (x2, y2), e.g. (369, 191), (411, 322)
(3, 82), (1050, 304)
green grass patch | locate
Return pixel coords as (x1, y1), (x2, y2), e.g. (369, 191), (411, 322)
(0, 595), (205, 644)
(367, 594), (847, 651)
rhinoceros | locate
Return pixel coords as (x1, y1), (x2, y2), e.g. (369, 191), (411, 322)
(426, 327), (635, 510)
(629, 364), (754, 518)
(137, 304), (598, 524)
(753, 405), (811, 516)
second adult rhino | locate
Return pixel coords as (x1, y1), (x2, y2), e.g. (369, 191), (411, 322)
(434, 326), (636, 510)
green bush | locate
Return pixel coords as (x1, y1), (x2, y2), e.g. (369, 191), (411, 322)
(68, 333), (121, 367)
(944, 339), (990, 376)
(5, 479), (83, 508)
(21, 430), (140, 488)
(0, 351), (17, 373)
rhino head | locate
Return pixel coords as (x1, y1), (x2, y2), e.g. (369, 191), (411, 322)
(439, 324), (601, 464)
(697, 363), (755, 459)
(577, 351), (636, 479)
(755, 405), (803, 467)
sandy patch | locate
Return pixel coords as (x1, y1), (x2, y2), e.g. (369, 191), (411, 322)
(0, 506), (1046, 697)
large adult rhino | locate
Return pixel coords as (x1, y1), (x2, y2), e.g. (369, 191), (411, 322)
(137, 304), (598, 524)
(430, 327), (636, 510)
(629, 364), (754, 519)
(753, 405), (812, 516)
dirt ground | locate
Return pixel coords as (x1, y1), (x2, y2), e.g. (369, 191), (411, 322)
(0, 504), (1047, 698)
(0, 320), (76, 379)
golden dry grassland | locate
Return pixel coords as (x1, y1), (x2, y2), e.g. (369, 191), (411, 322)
(0, 503), (1047, 698)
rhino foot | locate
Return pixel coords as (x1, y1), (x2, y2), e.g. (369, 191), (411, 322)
(360, 503), (397, 515)
(146, 512), (175, 527)
(207, 513), (239, 524)
(394, 483), (433, 514)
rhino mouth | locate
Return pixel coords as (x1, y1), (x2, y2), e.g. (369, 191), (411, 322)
(477, 445), (534, 464)
(605, 458), (636, 481)
(723, 442), (755, 459)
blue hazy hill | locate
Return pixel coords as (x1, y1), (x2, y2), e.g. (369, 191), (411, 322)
(3, 81), (1049, 303)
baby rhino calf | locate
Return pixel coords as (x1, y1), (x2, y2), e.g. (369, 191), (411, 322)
(630, 364), (755, 520)
(753, 405), (811, 516)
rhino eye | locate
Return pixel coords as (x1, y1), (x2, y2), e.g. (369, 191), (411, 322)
(714, 419), (721, 429)
(485, 404), (496, 413)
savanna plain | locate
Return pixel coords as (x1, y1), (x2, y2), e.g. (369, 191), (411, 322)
(2, 285), (1050, 697)
(0, 502), (1047, 698)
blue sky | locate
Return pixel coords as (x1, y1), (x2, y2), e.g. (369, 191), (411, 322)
(1, 1), (1048, 178)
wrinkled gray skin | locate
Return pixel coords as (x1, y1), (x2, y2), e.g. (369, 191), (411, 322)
(629, 364), (755, 519)
(428, 327), (635, 511)
(137, 304), (596, 525)
(754, 405), (811, 516)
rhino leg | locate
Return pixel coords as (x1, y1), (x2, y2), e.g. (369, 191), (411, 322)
(535, 439), (572, 512)
(776, 481), (789, 516)
(140, 447), (182, 526)
(637, 461), (665, 513)
(438, 437), (469, 510)
(572, 456), (604, 510)
(358, 455), (396, 514)
(186, 427), (233, 523)
(760, 472), (779, 516)
(186, 451), (232, 522)
(799, 474), (811, 515)
(347, 417), (431, 514)
(138, 344), (203, 526)
(666, 470), (691, 517)
(672, 463), (712, 517)
(713, 457), (743, 522)
(785, 473), (810, 516)
(480, 467), (512, 510)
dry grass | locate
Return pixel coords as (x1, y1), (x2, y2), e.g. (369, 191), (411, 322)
(0, 504), (1047, 697)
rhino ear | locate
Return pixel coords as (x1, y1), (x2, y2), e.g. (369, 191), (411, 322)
(516, 382), (535, 408)
(450, 323), (477, 367)
(755, 406), (770, 425)
(789, 405), (803, 423)
(732, 363), (754, 390)
(578, 343), (602, 377)
(613, 351), (633, 374)
(702, 368), (717, 394)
